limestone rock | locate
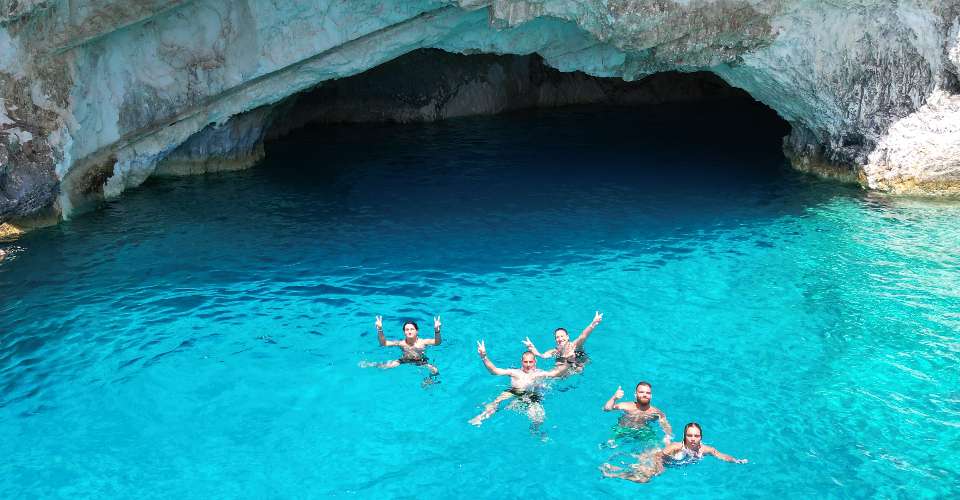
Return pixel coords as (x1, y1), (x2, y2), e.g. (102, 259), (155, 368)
(1, 0), (959, 224)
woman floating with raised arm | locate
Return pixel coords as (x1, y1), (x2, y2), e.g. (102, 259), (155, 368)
(601, 422), (747, 483)
(523, 311), (602, 375)
(360, 315), (441, 376)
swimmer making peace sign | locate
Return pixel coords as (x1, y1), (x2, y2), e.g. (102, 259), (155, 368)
(523, 311), (602, 375)
(360, 315), (442, 375)
(468, 340), (565, 427)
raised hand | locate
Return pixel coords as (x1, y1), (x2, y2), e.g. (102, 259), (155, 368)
(477, 339), (487, 358)
(592, 311), (603, 325)
(522, 337), (535, 351)
(434, 315), (442, 330)
(613, 385), (624, 399)
(375, 315), (383, 330)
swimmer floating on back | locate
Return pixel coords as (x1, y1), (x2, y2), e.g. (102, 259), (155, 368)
(603, 381), (673, 447)
(360, 315), (441, 375)
(601, 422), (747, 483)
(523, 311), (602, 375)
(468, 340), (565, 427)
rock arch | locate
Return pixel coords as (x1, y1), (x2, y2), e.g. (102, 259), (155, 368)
(2, 0), (959, 224)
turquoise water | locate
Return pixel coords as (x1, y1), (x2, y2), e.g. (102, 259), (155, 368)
(1, 103), (959, 498)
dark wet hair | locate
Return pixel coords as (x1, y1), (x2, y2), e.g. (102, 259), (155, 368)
(521, 351), (536, 360)
(636, 381), (652, 391)
(683, 422), (702, 443)
(402, 321), (419, 331)
(554, 328), (568, 335)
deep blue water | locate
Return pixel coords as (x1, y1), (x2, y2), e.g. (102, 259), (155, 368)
(1, 102), (959, 498)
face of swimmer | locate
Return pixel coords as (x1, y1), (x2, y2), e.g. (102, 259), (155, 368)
(521, 352), (537, 372)
(635, 383), (652, 405)
(554, 328), (569, 348)
(683, 423), (703, 450)
(403, 322), (419, 341)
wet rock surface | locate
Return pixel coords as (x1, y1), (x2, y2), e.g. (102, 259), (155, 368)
(2, 0), (960, 223)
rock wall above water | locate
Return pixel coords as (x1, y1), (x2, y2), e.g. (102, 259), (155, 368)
(2, 0), (960, 224)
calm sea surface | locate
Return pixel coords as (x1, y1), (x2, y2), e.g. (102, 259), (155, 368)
(1, 103), (958, 498)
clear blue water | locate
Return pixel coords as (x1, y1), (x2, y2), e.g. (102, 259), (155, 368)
(2, 103), (959, 498)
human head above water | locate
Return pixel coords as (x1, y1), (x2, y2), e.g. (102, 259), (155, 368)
(683, 422), (703, 448)
(402, 321), (419, 340)
(554, 328), (569, 346)
(635, 381), (652, 403)
(521, 351), (537, 371)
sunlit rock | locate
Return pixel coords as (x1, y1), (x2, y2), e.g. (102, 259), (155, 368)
(2, 0), (959, 223)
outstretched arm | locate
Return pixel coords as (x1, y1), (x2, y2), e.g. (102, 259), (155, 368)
(603, 386), (626, 411)
(522, 337), (555, 359)
(477, 340), (511, 376)
(572, 311), (603, 347)
(542, 364), (568, 379)
(657, 410), (673, 444)
(424, 315), (442, 345)
(704, 445), (748, 464)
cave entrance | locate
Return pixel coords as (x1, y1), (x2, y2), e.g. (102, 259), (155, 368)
(246, 49), (791, 187)
(154, 49), (792, 193)
(257, 48), (789, 143)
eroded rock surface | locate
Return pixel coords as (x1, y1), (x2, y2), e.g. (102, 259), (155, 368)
(2, 0), (959, 224)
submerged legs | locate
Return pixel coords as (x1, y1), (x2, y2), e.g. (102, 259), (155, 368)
(359, 360), (401, 369)
(469, 391), (514, 426)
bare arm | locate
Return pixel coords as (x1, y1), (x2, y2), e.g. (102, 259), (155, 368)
(603, 385), (625, 411)
(656, 408), (673, 443)
(704, 445), (748, 464)
(542, 364), (568, 378)
(572, 311), (603, 347)
(424, 315), (442, 345)
(661, 442), (683, 457)
(375, 316), (401, 347)
(375, 316), (387, 346)
(522, 337), (554, 359)
(477, 340), (511, 376)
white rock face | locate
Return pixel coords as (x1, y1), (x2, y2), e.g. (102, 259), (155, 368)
(1, 0), (959, 222)
(863, 89), (960, 194)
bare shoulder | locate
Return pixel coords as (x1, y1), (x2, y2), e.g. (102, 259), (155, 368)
(663, 442), (683, 453)
(701, 445), (718, 454)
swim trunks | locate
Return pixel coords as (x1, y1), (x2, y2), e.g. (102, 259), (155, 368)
(610, 424), (658, 443)
(398, 356), (428, 366)
(507, 387), (543, 404)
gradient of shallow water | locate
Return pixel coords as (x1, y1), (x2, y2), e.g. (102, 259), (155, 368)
(1, 103), (958, 498)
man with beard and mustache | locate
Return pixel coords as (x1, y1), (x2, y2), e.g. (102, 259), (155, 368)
(603, 381), (673, 447)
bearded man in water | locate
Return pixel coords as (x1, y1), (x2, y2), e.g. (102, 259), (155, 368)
(603, 381), (673, 447)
